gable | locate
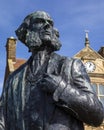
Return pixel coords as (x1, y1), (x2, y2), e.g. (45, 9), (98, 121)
(74, 46), (104, 60)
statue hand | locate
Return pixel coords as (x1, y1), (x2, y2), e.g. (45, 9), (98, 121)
(39, 74), (62, 93)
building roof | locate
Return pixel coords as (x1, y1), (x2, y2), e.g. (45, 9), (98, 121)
(14, 59), (26, 70)
(74, 32), (104, 60)
(74, 46), (104, 60)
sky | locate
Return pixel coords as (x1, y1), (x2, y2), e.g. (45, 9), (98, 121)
(0, 0), (104, 94)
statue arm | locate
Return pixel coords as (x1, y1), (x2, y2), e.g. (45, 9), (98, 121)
(53, 59), (104, 127)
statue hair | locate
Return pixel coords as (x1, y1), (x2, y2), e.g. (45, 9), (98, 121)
(15, 11), (62, 51)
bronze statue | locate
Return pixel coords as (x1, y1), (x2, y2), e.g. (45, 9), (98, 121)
(0, 11), (103, 130)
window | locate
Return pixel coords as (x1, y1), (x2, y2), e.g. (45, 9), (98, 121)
(92, 83), (97, 93)
(92, 83), (104, 106)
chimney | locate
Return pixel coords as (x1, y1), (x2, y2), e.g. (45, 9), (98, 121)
(6, 37), (17, 62)
(98, 47), (104, 58)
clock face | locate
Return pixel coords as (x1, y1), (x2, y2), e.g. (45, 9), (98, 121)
(84, 61), (96, 72)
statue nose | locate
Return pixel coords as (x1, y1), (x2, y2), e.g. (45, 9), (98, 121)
(43, 20), (51, 29)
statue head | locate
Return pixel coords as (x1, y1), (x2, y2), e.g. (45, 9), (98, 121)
(15, 11), (61, 52)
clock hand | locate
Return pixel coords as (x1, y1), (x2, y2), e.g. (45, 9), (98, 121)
(89, 63), (92, 67)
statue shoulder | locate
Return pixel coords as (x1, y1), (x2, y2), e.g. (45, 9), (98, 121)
(65, 57), (83, 66)
(50, 53), (82, 67)
(50, 53), (83, 66)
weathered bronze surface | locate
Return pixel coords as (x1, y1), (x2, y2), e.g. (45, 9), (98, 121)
(0, 11), (103, 130)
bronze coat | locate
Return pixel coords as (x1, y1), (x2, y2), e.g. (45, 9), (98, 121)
(0, 53), (103, 130)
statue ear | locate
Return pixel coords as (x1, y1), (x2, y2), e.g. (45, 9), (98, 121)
(15, 22), (28, 44)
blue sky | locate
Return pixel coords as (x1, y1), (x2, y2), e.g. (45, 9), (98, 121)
(0, 0), (104, 93)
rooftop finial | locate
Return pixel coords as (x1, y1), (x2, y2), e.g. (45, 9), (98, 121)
(85, 30), (90, 47)
(85, 30), (89, 38)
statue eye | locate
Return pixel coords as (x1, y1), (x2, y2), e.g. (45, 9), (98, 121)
(34, 18), (53, 26)
(33, 18), (43, 24)
(31, 18), (54, 28)
(48, 20), (54, 26)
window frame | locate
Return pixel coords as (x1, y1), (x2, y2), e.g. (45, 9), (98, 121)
(91, 83), (104, 106)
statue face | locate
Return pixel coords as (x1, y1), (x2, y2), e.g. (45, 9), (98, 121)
(15, 11), (61, 51)
(29, 12), (54, 43)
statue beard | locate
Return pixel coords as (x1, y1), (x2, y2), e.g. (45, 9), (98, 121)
(25, 30), (62, 52)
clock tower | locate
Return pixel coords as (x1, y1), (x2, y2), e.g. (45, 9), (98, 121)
(74, 32), (104, 130)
